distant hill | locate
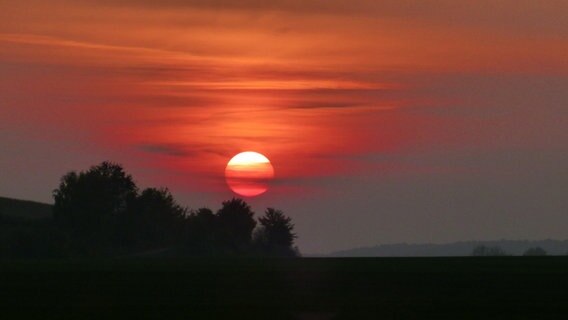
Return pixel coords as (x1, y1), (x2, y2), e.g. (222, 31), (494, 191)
(0, 196), (52, 221)
(329, 240), (568, 257)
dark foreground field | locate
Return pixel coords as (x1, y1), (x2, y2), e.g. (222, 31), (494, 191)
(2, 257), (568, 319)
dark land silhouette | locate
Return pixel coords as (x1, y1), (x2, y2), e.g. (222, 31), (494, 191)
(2, 257), (568, 318)
(2, 162), (568, 318)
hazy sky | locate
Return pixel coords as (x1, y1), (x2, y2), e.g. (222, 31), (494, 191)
(1, 0), (567, 253)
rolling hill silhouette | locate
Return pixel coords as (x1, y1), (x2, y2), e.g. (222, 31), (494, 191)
(329, 239), (568, 257)
(0, 196), (52, 221)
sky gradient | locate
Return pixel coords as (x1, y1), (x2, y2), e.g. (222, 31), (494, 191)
(1, 0), (567, 253)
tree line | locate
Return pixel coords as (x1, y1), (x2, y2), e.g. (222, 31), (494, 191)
(1, 161), (298, 258)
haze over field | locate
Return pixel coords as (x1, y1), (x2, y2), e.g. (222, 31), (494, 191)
(1, 0), (567, 253)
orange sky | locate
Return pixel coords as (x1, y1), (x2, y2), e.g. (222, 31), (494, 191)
(1, 0), (568, 253)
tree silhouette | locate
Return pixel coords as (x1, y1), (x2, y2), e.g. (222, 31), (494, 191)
(46, 162), (303, 257)
(121, 188), (186, 250)
(52, 161), (138, 252)
(254, 208), (297, 256)
(471, 245), (508, 256)
(184, 208), (219, 254)
(216, 198), (256, 253)
(523, 247), (547, 256)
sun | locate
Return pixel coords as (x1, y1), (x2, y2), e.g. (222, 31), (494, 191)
(225, 151), (274, 197)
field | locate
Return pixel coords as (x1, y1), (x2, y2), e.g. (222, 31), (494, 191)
(1, 257), (568, 319)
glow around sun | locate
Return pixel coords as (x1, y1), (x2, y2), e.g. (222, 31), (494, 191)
(225, 151), (274, 197)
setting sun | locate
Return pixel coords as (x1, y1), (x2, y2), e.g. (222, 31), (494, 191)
(225, 151), (275, 197)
